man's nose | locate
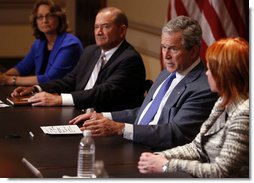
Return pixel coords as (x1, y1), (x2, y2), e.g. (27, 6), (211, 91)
(165, 50), (172, 59)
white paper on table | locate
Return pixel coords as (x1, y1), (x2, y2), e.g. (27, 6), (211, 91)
(0, 100), (10, 107)
(40, 125), (82, 135)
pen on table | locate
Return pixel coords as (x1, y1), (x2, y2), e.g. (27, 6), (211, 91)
(22, 158), (43, 178)
(29, 131), (34, 138)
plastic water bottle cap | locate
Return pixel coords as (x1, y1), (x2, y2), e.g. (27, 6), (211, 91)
(82, 130), (92, 136)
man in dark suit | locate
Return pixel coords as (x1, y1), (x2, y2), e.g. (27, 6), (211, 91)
(69, 16), (219, 150)
(11, 7), (146, 112)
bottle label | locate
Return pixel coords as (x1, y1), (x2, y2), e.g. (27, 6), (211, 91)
(77, 151), (95, 178)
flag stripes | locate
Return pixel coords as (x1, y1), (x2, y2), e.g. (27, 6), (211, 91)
(167, 0), (247, 61)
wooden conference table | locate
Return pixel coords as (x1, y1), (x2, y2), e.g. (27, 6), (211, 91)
(0, 86), (192, 178)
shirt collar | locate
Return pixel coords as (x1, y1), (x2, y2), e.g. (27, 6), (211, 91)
(101, 41), (123, 61)
(176, 58), (201, 78)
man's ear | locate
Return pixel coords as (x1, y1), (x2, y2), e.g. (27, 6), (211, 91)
(190, 45), (200, 59)
(120, 25), (127, 37)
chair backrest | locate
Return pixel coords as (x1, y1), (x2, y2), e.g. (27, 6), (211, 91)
(144, 79), (153, 95)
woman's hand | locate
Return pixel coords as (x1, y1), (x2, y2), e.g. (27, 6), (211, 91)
(138, 152), (169, 173)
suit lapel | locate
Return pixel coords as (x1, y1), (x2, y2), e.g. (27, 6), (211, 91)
(79, 48), (101, 89)
(48, 33), (66, 66)
(144, 70), (170, 104)
(204, 111), (226, 136)
(157, 62), (204, 125)
(99, 40), (129, 72)
(134, 70), (170, 124)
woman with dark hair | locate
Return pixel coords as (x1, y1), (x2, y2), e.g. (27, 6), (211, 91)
(138, 37), (249, 178)
(0, 0), (83, 86)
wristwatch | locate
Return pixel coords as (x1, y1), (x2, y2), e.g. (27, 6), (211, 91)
(162, 160), (169, 173)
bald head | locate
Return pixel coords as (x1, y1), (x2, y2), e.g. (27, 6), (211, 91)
(98, 7), (128, 27)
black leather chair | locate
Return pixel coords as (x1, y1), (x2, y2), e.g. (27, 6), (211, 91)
(144, 79), (153, 95)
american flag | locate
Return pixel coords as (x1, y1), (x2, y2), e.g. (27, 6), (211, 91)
(167, 0), (248, 61)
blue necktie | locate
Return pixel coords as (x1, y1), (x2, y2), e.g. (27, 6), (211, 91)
(139, 72), (176, 125)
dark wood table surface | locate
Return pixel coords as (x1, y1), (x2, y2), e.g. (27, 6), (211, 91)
(0, 86), (192, 178)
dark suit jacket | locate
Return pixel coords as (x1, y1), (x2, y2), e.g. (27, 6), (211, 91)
(111, 61), (219, 150)
(39, 40), (146, 112)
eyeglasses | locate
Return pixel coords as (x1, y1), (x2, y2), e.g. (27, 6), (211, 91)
(36, 13), (55, 21)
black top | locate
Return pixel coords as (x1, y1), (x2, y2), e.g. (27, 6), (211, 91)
(39, 45), (50, 74)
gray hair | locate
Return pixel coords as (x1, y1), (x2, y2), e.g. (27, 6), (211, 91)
(162, 16), (202, 50)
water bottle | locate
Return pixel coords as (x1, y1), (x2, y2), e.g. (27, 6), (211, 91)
(77, 130), (95, 178)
